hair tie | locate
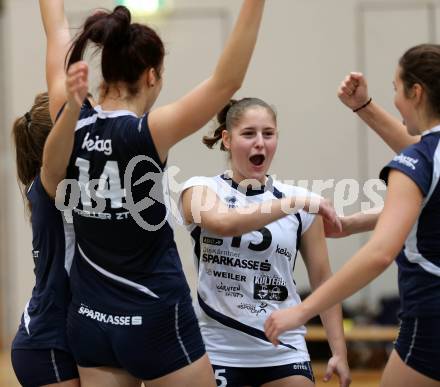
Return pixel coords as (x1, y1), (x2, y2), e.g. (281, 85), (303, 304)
(24, 112), (32, 129)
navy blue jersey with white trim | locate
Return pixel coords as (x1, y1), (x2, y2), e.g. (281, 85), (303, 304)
(380, 126), (440, 318)
(67, 105), (189, 313)
(12, 174), (74, 351)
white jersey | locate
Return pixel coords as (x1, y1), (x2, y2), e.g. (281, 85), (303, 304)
(180, 174), (316, 367)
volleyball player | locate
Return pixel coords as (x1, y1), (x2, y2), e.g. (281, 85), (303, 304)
(180, 98), (351, 387)
(41, 2), (268, 386)
(265, 44), (440, 387)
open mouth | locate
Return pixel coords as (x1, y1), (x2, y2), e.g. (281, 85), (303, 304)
(249, 154), (265, 166)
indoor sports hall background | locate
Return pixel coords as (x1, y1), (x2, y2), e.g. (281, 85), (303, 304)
(0, 0), (439, 384)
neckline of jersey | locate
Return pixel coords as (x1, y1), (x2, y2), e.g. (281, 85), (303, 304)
(421, 124), (440, 137)
(220, 173), (273, 196)
(94, 105), (140, 118)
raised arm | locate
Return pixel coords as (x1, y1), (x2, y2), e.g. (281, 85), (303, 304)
(181, 186), (341, 237)
(338, 72), (418, 153)
(41, 62), (89, 197)
(149, 0), (265, 162)
(39, 0), (71, 122)
(264, 170), (422, 342)
(300, 218), (351, 387)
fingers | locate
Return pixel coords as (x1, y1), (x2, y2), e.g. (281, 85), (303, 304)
(264, 316), (280, 346)
(334, 216), (343, 233)
(340, 374), (352, 387)
(323, 363), (334, 382)
(66, 61), (89, 108)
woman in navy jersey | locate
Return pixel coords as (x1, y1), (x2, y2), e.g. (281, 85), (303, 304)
(265, 44), (440, 387)
(179, 98), (351, 387)
(10, 94), (79, 387)
(41, 2), (267, 386)
(10, 2), (81, 386)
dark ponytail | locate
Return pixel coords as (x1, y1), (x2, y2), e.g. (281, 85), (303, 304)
(67, 5), (164, 96)
(203, 98), (277, 150)
(203, 100), (237, 150)
(12, 92), (51, 212)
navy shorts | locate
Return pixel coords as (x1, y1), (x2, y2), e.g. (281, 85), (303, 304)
(11, 348), (79, 387)
(67, 298), (206, 380)
(395, 317), (440, 381)
(212, 361), (315, 386)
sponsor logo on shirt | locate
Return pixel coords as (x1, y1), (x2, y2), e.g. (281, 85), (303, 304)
(237, 302), (268, 317)
(78, 305), (142, 326)
(82, 132), (112, 156)
(205, 268), (247, 282)
(253, 275), (288, 301)
(216, 282), (244, 298)
(203, 237), (223, 246)
(275, 245), (292, 261)
(393, 154), (419, 170)
(202, 253), (271, 272)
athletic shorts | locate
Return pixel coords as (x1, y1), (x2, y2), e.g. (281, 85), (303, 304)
(395, 316), (440, 381)
(11, 348), (79, 387)
(67, 297), (206, 380)
(212, 361), (315, 386)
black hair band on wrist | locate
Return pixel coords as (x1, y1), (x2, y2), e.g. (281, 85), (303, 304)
(353, 97), (372, 113)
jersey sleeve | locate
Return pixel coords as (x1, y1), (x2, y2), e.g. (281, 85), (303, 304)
(380, 143), (432, 196)
(177, 176), (220, 226)
(28, 174), (51, 203)
(279, 184), (317, 234)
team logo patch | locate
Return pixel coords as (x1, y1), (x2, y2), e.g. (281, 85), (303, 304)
(253, 275), (288, 301)
(225, 196), (238, 208)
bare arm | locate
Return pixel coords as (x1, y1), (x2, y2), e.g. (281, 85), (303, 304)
(301, 218), (351, 387)
(41, 62), (89, 197)
(181, 186), (340, 237)
(324, 206), (382, 238)
(39, 0), (71, 122)
(338, 72), (419, 153)
(265, 170), (423, 342)
(149, 0), (265, 162)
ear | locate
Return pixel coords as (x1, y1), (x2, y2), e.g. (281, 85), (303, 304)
(147, 68), (157, 88)
(221, 129), (231, 150)
(411, 83), (423, 105)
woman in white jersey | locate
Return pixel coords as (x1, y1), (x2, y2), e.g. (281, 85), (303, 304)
(180, 98), (351, 387)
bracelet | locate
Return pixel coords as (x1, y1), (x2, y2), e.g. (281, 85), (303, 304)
(353, 97), (372, 113)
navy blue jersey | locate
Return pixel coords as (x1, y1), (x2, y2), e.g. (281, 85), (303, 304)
(12, 174), (74, 351)
(380, 126), (440, 318)
(66, 105), (189, 313)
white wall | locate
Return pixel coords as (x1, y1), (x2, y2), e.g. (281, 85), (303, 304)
(1, 0), (439, 343)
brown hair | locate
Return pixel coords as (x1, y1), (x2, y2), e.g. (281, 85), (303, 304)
(203, 97), (277, 150)
(12, 92), (51, 210)
(399, 44), (440, 117)
(67, 5), (164, 97)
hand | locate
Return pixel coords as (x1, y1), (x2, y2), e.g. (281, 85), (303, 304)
(324, 215), (351, 238)
(66, 61), (89, 110)
(323, 355), (352, 387)
(264, 306), (306, 346)
(337, 72), (369, 111)
(318, 199), (343, 237)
